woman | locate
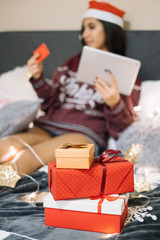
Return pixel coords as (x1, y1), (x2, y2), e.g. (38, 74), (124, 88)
(1, 1), (141, 174)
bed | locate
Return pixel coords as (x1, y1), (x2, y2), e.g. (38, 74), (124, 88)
(0, 30), (160, 240)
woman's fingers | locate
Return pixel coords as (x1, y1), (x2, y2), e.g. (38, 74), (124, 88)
(95, 72), (118, 89)
(27, 53), (39, 66)
(27, 53), (43, 79)
(94, 77), (108, 95)
(94, 73), (120, 108)
(109, 72), (119, 89)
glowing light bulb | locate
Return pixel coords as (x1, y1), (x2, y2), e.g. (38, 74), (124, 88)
(145, 168), (149, 177)
(100, 233), (118, 239)
(9, 146), (16, 158)
(134, 105), (142, 112)
(28, 122), (34, 128)
(1, 146), (17, 163)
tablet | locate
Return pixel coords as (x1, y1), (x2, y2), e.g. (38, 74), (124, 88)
(76, 46), (141, 96)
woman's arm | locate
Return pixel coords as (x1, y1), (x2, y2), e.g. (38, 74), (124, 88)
(29, 74), (61, 113)
(95, 73), (141, 139)
(27, 54), (61, 113)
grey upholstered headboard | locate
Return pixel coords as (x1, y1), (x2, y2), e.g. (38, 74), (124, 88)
(0, 31), (160, 81)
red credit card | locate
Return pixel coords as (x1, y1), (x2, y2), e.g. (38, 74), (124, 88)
(33, 43), (50, 62)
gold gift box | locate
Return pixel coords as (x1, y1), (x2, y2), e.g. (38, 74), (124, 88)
(55, 143), (95, 169)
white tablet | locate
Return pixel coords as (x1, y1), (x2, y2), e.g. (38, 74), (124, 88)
(76, 46), (141, 96)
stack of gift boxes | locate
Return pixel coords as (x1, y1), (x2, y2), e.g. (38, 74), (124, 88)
(44, 143), (134, 234)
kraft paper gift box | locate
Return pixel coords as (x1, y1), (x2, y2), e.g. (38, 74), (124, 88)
(55, 143), (95, 169)
(44, 192), (129, 234)
(48, 150), (134, 200)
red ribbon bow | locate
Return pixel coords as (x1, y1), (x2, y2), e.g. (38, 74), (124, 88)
(96, 149), (122, 164)
(90, 195), (125, 213)
(95, 149), (122, 196)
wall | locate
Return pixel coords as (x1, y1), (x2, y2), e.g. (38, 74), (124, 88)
(0, 0), (160, 31)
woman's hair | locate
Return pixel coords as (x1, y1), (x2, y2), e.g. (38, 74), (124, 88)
(80, 20), (126, 56)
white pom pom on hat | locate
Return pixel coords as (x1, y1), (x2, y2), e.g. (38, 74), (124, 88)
(83, 1), (125, 28)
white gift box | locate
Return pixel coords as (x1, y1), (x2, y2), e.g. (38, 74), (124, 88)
(44, 192), (129, 234)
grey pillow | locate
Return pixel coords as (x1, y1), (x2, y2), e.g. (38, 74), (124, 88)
(0, 100), (41, 138)
(117, 113), (160, 170)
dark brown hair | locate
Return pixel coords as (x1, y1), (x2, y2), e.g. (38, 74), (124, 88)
(80, 20), (126, 56)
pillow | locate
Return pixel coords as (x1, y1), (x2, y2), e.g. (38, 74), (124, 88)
(0, 100), (41, 138)
(117, 80), (160, 173)
(0, 65), (39, 109)
(117, 113), (160, 171)
(0, 89), (13, 108)
(137, 80), (160, 118)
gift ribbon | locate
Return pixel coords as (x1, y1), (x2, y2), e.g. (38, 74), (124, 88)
(49, 163), (56, 191)
(94, 149), (123, 196)
(60, 143), (87, 149)
(90, 195), (125, 213)
(49, 149), (127, 198)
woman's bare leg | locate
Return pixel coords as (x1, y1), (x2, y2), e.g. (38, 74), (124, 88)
(0, 126), (51, 163)
(2, 133), (92, 175)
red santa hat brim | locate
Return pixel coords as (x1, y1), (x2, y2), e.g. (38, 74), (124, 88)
(83, 1), (125, 28)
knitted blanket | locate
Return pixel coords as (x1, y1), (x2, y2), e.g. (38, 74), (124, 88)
(0, 169), (160, 240)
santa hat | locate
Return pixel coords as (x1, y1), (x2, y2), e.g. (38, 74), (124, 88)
(83, 1), (125, 28)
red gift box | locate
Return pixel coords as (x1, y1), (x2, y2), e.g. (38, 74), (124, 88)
(48, 150), (134, 200)
(44, 192), (129, 234)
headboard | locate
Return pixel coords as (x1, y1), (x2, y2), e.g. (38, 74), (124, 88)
(0, 31), (160, 81)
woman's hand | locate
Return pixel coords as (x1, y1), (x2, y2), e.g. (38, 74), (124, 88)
(27, 53), (43, 80)
(94, 72), (120, 108)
